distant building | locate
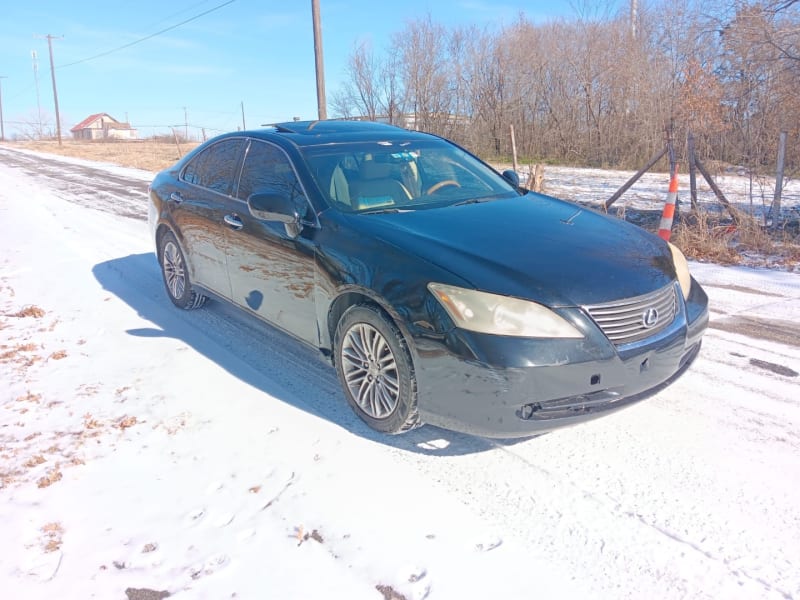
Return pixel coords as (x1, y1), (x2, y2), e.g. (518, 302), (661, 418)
(70, 113), (137, 140)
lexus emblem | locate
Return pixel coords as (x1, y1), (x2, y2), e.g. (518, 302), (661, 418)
(642, 308), (659, 328)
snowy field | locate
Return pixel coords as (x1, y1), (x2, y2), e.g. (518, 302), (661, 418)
(528, 162), (800, 221)
(1, 146), (799, 599)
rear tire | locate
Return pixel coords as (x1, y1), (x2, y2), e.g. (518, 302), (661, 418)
(334, 304), (420, 434)
(158, 231), (206, 310)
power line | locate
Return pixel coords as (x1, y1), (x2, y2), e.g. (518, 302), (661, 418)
(57, 0), (236, 69)
(141, 1), (219, 32)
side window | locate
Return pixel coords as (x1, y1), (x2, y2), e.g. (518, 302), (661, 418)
(181, 138), (244, 195)
(238, 140), (308, 216)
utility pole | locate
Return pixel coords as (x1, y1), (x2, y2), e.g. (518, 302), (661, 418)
(183, 106), (188, 140)
(311, 0), (327, 120)
(630, 0), (638, 40)
(240, 100), (246, 130)
(0, 76), (7, 141)
(771, 131), (787, 231)
(38, 34), (64, 145)
(32, 51), (43, 137)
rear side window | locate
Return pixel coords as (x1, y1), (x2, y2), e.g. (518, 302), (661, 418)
(237, 140), (309, 215)
(182, 138), (245, 195)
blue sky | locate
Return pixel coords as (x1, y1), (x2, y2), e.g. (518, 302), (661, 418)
(0, 0), (623, 140)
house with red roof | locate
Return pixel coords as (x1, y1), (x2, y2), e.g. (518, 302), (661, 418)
(70, 113), (137, 140)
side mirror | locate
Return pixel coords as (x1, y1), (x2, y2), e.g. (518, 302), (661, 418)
(248, 192), (300, 225)
(248, 191), (302, 238)
(501, 169), (520, 188)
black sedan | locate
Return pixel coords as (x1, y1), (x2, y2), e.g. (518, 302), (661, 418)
(148, 120), (708, 438)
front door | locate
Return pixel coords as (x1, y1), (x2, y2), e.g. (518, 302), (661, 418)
(224, 139), (318, 345)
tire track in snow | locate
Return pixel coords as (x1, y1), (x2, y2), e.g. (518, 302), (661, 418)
(0, 147), (149, 221)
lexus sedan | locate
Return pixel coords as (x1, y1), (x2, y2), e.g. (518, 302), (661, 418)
(148, 120), (708, 438)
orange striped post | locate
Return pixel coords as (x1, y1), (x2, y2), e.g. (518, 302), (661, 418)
(658, 165), (679, 240)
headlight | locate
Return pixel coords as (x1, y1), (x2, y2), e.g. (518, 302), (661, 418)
(428, 283), (583, 338)
(668, 242), (692, 300)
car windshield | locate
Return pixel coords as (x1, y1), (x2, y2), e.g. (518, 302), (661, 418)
(300, 139), (520, 213)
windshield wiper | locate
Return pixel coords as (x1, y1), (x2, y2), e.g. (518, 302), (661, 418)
(362, 207), (413, 214)
(452, 193), (510, 207)
(452, 197), (489, 207)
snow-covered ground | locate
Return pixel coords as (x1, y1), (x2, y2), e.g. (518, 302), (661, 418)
(525, 163), (800, 221)
(1, 146), (799, 599)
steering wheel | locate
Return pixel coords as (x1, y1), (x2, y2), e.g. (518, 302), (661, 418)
(425, 179), (461, 195)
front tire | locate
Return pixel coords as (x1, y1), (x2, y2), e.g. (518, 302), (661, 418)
(158, 231), (206, 310)
(334, 304), (420, 434)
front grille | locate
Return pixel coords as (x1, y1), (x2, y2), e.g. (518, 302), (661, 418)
(583, 283), (677, 346)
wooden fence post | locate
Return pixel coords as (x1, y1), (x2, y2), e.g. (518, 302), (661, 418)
(170, 127), (183, 158)
(531, 164), (544, 193)
(687, 131), (698, 210)
(510, 124), (518, 173)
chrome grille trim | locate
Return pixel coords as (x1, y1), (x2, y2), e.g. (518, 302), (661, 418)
(583, 283), (678, 345)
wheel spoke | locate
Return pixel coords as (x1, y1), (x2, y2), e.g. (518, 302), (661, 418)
(381, 372), (399, 395)
(364, 326), (378, 362)
(343, 366), (367, 387)
(342, 345), (366, 368)
(375, 384), (393, 416)
(369, 329), (381, 360)
(367, 383), (380, 416)
(377, 351), (394, 368)
(351, 325), (368, 358)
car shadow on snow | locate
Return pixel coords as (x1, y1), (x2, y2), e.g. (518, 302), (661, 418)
(92, 253), (536, 457)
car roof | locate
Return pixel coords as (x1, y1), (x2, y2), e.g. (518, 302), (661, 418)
(240, 119), (434, 147)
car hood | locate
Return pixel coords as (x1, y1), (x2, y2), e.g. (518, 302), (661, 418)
(352, 193), (677, 307)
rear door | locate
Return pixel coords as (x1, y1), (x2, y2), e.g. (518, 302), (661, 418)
(173, 138), (245, 297)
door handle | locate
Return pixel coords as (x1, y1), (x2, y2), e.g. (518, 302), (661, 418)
(169, 192), (183, 204)
(224, 214), (244, 230)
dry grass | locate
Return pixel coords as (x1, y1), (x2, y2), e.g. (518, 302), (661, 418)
(16, 391), (42, 403)
(36, 467), (63, 489)
(673, 211), (800, 267)
(7, 305), (46, 318)
(41, 522), (64, 552)
(24, 455), (46, 468)
(673, 213), (742, 264)
(113, 415), (139, 430)
(5, 139), (201, 172)
(0, 343), (41, 364)
(82, 413), (103, 430)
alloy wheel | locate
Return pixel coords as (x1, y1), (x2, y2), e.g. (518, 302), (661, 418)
(341, 323), (400, 419)
(162, 240), (186, 300)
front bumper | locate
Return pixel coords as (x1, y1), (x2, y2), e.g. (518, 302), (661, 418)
(412, 282), (708, 438)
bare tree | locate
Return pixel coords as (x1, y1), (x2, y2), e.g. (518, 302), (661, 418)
(13, 109), (57, 140)
(330, 1), (798, 171)
(330, 40), (381, 120)
(390, 16), (452, 133)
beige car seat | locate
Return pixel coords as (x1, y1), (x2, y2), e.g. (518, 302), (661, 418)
(349, 159), (412, 210)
